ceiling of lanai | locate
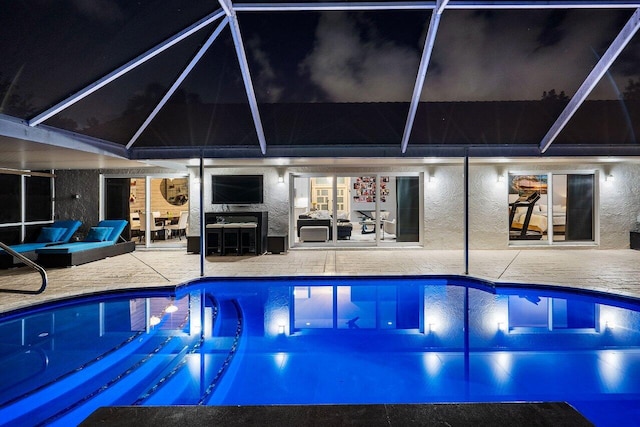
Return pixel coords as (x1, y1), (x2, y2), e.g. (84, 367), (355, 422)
(1, 0), (640, 170)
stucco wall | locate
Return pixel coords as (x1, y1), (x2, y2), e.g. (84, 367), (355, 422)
(54, 167), (177, 238)
(57, 161), (640, 249)
(459, 162), (640, 249)
(188, 167), (288, 236)
(55, 169), (101, 238)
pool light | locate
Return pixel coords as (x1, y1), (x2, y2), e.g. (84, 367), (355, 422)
(165, 303), (178, 314)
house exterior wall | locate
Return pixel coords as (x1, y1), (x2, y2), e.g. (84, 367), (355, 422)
(56, 161), (640, 250)
(55, 169), (101, 237)
(54, 167), (177, 237)
(457, 162), (640, 250)
(188, 167), (288, 237)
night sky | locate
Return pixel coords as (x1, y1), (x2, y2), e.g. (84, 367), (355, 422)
(0, 1), (638, 127)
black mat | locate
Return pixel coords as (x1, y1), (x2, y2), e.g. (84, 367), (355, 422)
(81, 402), (593, 426)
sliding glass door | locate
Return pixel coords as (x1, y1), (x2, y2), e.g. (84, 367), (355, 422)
(291, 173), (422, 247)
(508, 172), (596, 245)
(105, 175), (189, 248)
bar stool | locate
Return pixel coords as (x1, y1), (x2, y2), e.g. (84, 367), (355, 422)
(222, 223), (241, 255)
(240, 222), (258, 255)
(205, 223), (224, 255)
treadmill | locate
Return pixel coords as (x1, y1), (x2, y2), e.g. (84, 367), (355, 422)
(509, 191), (542, 240)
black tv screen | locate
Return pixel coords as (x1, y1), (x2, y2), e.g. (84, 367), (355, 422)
(211, 175), (263, 204)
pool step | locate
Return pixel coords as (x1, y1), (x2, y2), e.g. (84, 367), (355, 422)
(0, 332), (190, 426)
(46, 340), (193, 426)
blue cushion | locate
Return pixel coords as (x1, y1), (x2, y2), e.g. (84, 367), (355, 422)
(84, 227), (113, 242)
(36, 241), (112, 254)
(95, 220), (127, 242)
(1, 242), (49, 254)
(36, 227), (65, 243)
(51, 220), (82, 243)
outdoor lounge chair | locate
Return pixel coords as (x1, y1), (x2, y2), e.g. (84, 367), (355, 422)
(36, 219), (135, 267)
(0, 220), (82, 268)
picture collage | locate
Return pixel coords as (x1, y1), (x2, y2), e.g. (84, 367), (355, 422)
(353, 176), (390, 203)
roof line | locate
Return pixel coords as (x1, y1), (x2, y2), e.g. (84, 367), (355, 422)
(0, 114), (128, 159)
(540, 7), (640, 153)
(401, 0), (448, 154)
(128, 143), (640, 160)
(126, 18), (230, 150)
(234, 0), (640, 12)
(28, 8), (226, 127)
(221, 0), (268, 155)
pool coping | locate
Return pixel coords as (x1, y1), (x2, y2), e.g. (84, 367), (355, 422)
(80, 402), (593, 426)
(2, 273), (640, 321)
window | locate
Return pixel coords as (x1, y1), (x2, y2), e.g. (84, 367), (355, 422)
(508, 172), (596, 244)
(0, 172), (54, 244)
(25, 175), (53, 222)
(0, 174), (20, 223)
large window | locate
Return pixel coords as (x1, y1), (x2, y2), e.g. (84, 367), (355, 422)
(291, 173), (422, 247)
(25, 176), (53, 222)
(0, 174), (21, 224)
(508, 172), (596, 245)
(0, 172), (54, 244)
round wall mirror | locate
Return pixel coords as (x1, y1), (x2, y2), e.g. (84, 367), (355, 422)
(160, 178), (189, 206)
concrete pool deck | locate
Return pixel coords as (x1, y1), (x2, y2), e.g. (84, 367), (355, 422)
(1, 248), (640, 314)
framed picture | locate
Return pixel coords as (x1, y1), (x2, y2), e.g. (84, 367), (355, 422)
(509, 174), (548, 195)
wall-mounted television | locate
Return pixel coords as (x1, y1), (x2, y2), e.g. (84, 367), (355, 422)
(211, 175), (264, 204)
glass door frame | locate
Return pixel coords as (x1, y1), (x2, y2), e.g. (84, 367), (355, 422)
(289, 172), (424, 248)
(507, 169), (599, 247)
(101, 173), (189, 249)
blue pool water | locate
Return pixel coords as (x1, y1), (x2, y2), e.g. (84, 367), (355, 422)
(1, 275), (640, 426)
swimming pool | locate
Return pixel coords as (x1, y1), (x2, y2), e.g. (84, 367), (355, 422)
(1, 275), (639, 426)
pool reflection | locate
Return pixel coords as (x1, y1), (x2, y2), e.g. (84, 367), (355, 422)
(1, 276), (640, 427)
